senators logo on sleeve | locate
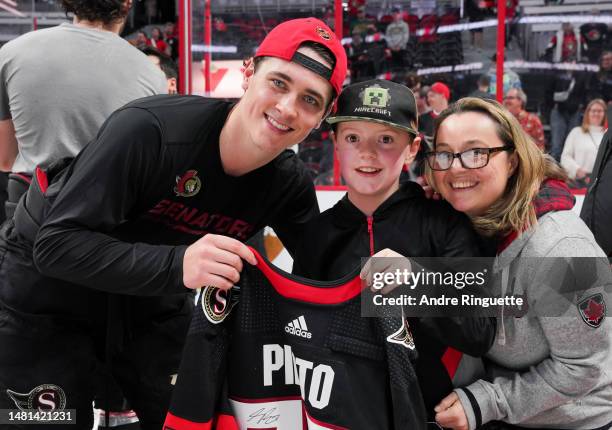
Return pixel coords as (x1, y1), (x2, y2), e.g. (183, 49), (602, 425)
(578, 293), (606, 328)
(202, 286), (239, 324)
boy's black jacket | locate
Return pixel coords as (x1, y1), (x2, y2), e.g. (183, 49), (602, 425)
(292, 181), (496, 417)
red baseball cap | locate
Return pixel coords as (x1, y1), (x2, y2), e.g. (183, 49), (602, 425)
(430, 82), (450, 101)
(255, 18), (347, 97)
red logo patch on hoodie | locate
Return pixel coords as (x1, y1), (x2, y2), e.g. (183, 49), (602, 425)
(578, 293), (606, 328)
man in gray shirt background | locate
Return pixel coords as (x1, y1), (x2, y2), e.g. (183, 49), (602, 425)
(0, 0), (166, 217)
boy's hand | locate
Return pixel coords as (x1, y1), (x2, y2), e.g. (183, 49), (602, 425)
(435, 392), (469, 430)
(360, 248), (412, 294)
(183, 234), (257, 291)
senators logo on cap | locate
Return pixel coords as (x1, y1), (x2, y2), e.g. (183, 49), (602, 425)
(316, 26), (331, 40)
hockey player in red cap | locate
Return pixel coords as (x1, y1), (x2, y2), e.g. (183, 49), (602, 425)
(0, 18), (346, 429)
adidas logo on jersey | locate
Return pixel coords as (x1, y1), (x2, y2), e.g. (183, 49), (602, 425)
(285, 316), (312, 339)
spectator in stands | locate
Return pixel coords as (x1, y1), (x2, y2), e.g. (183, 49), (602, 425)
(385, 8), (409, 70)
(549, 70), (588, 160)
(469, 74), (494, 100)
(561, 98), (606, 183)
(505, 0), (520, 48)
(405, 74), (428, 116)
(150, 26), (168, 55)
(464, 0), (488, 51)
(135, 30), (150, 49)
(164, 22), (178, 60)
(350, 8), (376, 37)
(420, 82), (450, 139)
(586, 50), (612, 104)
(488, 54), (522, 96)
(348, 0), (366, 22)
(213, 17), (227, 33)
(142, 46), (178, 94)
(504, 88), (546, 151)
(581, 9), (609, 63)
(346, 31), (376, 82)
(417, 85), (431, 117)
(545, 23), (587, 63)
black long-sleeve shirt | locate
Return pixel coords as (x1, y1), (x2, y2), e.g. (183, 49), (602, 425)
(1, 95), (318, 319)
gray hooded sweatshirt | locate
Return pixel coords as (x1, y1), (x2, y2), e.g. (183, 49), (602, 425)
(455, 210), (612, 429)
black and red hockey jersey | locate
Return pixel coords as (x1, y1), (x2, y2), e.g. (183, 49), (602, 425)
(164, 248), (428, 430)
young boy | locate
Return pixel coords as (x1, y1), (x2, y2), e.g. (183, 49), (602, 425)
(291, 79), (495, 420)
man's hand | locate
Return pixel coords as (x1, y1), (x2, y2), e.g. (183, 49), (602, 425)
(435, 392), (469, 430)
(360, 248), (412, 294)
(183, 234), (257, 291)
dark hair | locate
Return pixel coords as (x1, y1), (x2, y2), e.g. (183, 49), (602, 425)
(61, 0), (129, 24)
(140, 47), (178, 80)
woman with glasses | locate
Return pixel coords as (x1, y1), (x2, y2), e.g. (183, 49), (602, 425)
(561, 98), (607, 187)
(423, 98), (612, 430)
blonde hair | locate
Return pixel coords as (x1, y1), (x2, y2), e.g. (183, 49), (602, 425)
(581, 98), (606, 132)
(426, 97), (567, 237)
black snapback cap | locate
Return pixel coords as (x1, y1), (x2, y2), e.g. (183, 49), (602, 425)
(326, 79), (418, 135)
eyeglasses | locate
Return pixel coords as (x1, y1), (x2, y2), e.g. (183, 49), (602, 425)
(426, 146), (514, 171)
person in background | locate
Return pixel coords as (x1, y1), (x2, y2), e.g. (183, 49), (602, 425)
(503, 88), (546, 151)
(549, 70), (588, 160)
(487, 54), (522, 97)
(561, 98), (607, 184)
(581, 9), (609, 63)
(141, 46), (178, 94)
(545, 22), (587, 63)
(134, 30), (150, 49)
(420, 82), (450, 140)
(346, 30), (376, 82)
(164, 22), (178, 61)
(150, 26), (168, 56)
(469, 74), (494, 100)
(586, 50), (612, 104)
(385, 7), (409, 70)
(423, 97), (612, 430)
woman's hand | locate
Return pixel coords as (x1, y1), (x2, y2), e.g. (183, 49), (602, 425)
(435, 392), (469, 430)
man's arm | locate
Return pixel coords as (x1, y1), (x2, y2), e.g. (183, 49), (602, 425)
(33, 107), (188, 296)
(0, 117), (17, 171)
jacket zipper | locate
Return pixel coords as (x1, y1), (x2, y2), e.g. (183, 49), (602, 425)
(367, 216), (374, 256)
